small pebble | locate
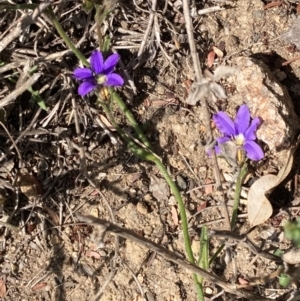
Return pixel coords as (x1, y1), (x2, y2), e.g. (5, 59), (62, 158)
(176, 175), (187, 190)
(129, 188), (136, 197)
(144, 193), (153, 202)
(205, 287), (213, 294)
(144, 226), (153, 236)
(168, 195), (177, 206)
(137, 202), (148, 215)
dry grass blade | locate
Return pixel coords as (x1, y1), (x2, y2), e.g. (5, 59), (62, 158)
(0, 1), (55, 52)
(0, 73), (41, 108)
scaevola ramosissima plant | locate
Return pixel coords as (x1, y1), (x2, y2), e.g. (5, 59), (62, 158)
(73, 50), (124, 96)
(213, 104), (264, 161)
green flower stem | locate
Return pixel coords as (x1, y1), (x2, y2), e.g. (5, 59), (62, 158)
(231, 164), (248, 230)
(209, 243), (224, 266)
(47, 9), (90, 67)
(0, 4), (38, 10)
(109, 88), (153, 150)
(46, 9), (150, 149)
(48, 9), (202, 298)
(209, 163), (248, 266)
(100, 99), (203, 300)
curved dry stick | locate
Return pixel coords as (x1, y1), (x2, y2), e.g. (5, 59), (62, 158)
(76, 214), (274, 301)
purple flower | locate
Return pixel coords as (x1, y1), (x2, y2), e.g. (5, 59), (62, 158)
(213, 104), (264, 161)
(73, 50), (124, 96)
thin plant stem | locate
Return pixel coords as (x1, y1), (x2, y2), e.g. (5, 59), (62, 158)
(100, 99), (203, 299)
(231, 164), (248, 230)
(47, 9), (90, 67)
(109, 88), (152, 150)
(0, 4), (38, 10)
(209, 163), (248, 265)
(47, 9), (202, 298)
(195, 226), (209, 301)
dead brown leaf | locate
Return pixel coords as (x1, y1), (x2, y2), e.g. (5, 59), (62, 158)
(149, 174), (170, 202)
(238, 277), (253, 290)
(264, 1), (283, 9)
(282, 247), (300, 265)
(99, 114), (116, 131)
(0, 278), (6, 297)
(44, 206), (60, 226)
(248, 138), (300, 227)
(204, 178), (213, 194)
(247, 174), (276, 227)
(207, 50), (216, 68)
(171, 206), (179, 226)
(18, 174), (42, 201)
(32, 282), (47, 291)
(212, 46), (224, 58)
(85, 249), (101, 259)
(197, 201), (207, 212)
(126, 173), (143, 184)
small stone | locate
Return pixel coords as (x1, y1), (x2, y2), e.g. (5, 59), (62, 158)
(144, 226), (153, 236)
(205, 287), (213, 294)
(90, 207), (98, 217)
(191, 240), (200, 255)
(137, 274), (144, 284)
(98, 250), (106, 256)
(168, 195), (177, 206)
(129, 188), (136, 197)
(176, 175), (187, 190)
(273, 69), (287, 82)
(281, 17), (300, 50)
(136, 202), (148, 215)
(144, 193), (153, 202)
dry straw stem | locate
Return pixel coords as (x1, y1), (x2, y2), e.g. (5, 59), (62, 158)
(0, 73), (41, 109)
(182, 0), (231, 230)
(208, 230), (283, 264)
(77, 214), (274, 301)
(0, 1), (54, 52)
(134, 0), (157, 60)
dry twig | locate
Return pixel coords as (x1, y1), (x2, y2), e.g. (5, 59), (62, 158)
(0, 73), (41, 108)
(182, 0), (231, 230)
(0, 1), (55, 52)
(134, 0), (157, 67)
(76, 214), (274, 301)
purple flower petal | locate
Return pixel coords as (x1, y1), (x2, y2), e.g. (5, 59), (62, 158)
(234, 104), (250, 135)
(104, 73), (124, 86)
(244, 141), (264, 161)
(217, 136), (231, 144)
(215, 145), (221, 155)
(78, 80), (97, 96)
(73, 68), (93, 80)
(244, 117), (261, 141)
(90, 50), (104, 74)
(213, 112), (236, 137)
(215, 137), (230, 155)
(103, 53), (119, 74)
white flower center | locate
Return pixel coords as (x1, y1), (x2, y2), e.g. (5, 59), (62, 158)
(97, 75), (106, 84)
(234, 133), (245, 146)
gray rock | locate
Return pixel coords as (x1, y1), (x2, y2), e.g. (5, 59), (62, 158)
(281, 17), (300, 50)
(233, 57), (299, 163)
